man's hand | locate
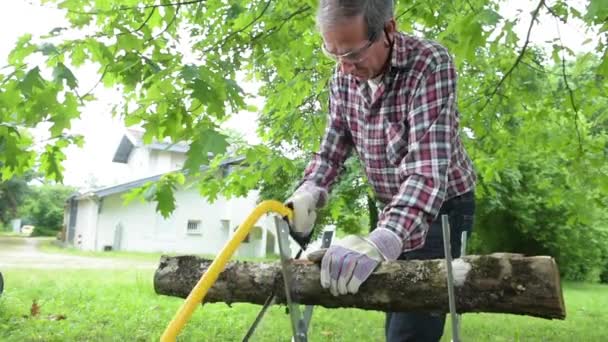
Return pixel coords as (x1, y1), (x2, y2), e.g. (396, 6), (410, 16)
(320, 228), (402, 296)
(285, 191), (318, 240)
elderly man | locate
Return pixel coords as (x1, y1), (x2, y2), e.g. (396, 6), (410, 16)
(286, 0), (477, 341)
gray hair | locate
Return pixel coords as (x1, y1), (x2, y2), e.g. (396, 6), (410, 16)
(316, 0), (394, 38)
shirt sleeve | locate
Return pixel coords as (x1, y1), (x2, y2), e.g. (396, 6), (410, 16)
(297, 77), (353, 207)
(377, 58), (457, 252)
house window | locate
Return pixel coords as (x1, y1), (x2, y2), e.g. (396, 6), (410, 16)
(221, 220), (230, 231)
(187, 220), (202, 235)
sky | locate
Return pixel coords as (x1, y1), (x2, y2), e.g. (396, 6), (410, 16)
(0, 0), (598, 189)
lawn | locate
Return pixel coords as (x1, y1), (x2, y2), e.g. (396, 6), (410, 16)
(1, 267), (606, 341)
(38, 239), (279, 263)
(37, 239), (176, 262)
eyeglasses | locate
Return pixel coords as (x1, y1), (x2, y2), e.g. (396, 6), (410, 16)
(321, 30), (381, 64)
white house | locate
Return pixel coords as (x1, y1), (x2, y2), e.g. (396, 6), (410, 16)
(62, 130), (286, 258)
(111, 129), (189, 182)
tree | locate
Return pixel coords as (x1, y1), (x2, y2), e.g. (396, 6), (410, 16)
(1, 1), (607, 278)
(466, 52), (608, 281)
(19, 184), (76, 236)
(0, 172), (36, 227)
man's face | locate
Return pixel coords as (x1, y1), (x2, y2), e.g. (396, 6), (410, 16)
(321, 15), (392, 81)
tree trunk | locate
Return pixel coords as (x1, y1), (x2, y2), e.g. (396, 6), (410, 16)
(154, 253), (565, 320)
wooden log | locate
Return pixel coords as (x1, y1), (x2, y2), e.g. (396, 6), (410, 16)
(153, 253), (565, 320)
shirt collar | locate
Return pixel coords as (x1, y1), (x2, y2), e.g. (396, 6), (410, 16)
(388, 32), (410, 71)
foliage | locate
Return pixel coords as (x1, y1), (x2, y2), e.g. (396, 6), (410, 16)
(30, 226), (61, 237)
(19, 184), (76, 236)
(0, 173), (36, 225)
(1, 0), (607, 279)
(601, 263), (608, 284)
(466, 54), (608, 281)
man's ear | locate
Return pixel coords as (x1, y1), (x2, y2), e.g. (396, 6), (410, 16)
(384, 18), (397, 44)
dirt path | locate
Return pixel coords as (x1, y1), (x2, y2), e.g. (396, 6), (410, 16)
(0, 237), (157, 269)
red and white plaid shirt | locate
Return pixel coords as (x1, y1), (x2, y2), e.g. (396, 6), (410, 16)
(300, 32), (476, 252)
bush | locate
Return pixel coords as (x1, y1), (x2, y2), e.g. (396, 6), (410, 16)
(31, 226), (60, 237)
(19, 184), (75, 236)
(600, 262), (608, 284)
(470, 162), (608, 282)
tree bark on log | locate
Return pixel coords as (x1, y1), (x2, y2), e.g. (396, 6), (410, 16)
(154, 253), (565, 320)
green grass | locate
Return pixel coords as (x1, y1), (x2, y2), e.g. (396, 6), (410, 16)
(38, 239), (173, 262)
(0, 267), (606, 341)
(38, 239), (280, 263)
(0, 231), (27, 238)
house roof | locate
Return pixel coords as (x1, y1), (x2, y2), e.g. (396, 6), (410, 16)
(77, 156), (245, 200)
(112, 135), (135, 163)
(112, 129), (190, 163)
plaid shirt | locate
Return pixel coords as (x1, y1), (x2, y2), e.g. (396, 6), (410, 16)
(300, 33), (476, 252)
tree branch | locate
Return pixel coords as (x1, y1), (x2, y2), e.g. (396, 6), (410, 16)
(135, 7), (157, 32)
(544, 4), (568, 24)
(464, 0), (477, 13)
(146, 4), (181, 43)
(0, 64), (27, 87)
(551, 14), (584, 152)
(254, 5), (310, 40)
(476, 0), (545, 116)
(67, 0), (205, 15)
(520, 58), (572, 76)
(203, 0), (273, 54)
(81, 44), (120, 99)
(115, 7), (157, 38)
(396, 4), (418, 20)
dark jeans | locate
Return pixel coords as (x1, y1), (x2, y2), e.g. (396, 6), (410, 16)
(385, 191), (475, 342)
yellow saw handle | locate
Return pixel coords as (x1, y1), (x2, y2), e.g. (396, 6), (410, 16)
(160, 200), (292, 342)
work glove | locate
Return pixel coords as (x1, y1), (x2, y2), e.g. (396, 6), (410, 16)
(320, 228), (402, 296)
(285, 190), (319, 245)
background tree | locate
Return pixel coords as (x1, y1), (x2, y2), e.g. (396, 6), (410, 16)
(0, 172), (35, 229)
(19, 184), (76, 236)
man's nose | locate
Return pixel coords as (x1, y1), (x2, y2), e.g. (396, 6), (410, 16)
(339, 60), (356, 74)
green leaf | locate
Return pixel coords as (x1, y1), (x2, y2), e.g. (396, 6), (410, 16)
(180, 65), (199, 81)
(70, 44), (88, 66)
(598, 51), (608, 78)
(551, 45), (563, 65)
(478, 9), (502, 26)
(52, 63), (78, 89)
(585, 0), (608, 23)
(8, 34), (36, 65)
(117, 34), (143, 51)
(226, 3), (245, 20)
(155, 177), (177, 218)
(122, 186), (147, 205)
(190, 79), (213, 103)
(40, 144), (66, 183)
(19, 67), (45, 96)
(143, 183), (157, 202)
(0, 127), (22, 173)
(184, 127), (229, 174)
(38, 43), (59, 56)
(49, 93), (80, 136)
(94, 0), (112, 11)
(124, 113), (143, 126)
